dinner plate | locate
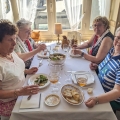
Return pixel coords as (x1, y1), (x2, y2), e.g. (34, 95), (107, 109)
(69, 49), (81, 58)
(71, 71), (94, 86)
(61, 84), (84, 105)
(28, 73), (50, 89)
(44, 94), (60, 106)
(37, 51), (49, 58)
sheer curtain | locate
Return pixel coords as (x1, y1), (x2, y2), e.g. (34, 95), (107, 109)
(98, 0), (111, 18)
(63, 0), (83, 31)
(20, 0), (38, 22)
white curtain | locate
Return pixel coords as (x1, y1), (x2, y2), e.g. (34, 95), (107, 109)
(98, 0), (111, 18)
(20, 0), (38, 22)
(63, 0), (83, 31)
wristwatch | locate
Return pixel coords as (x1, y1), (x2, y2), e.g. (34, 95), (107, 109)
(81, 52), (84, 57)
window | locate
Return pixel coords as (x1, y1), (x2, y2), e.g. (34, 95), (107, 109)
(90, 0), (100, 29)
(34, 0), (48, 30)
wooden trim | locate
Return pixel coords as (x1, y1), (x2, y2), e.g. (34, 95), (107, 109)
(109, 20), (116, 27)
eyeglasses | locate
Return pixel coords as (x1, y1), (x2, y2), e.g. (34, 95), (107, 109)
(92, 24), (104, 28)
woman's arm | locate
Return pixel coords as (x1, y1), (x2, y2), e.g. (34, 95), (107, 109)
(73, 37), (113, 63)
(0, 81), (39, 99)
(17, 44), (46, 61)
(85, 84), (120, 108)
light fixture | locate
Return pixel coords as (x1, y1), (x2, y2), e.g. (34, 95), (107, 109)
(54, 23), (62, 45)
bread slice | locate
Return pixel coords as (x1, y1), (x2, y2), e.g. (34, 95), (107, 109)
(66, 97), (79, 104)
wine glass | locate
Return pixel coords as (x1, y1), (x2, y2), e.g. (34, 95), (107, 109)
(63, 44), (70, 59)
(64, 67), (72, 83)
(49, 72), (60, 93)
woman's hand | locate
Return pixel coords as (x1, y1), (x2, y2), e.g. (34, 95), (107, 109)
(19, 85), (40, 96)
(71, 49), (82, 55)
(25, 67), (38, 75)
(36, 44), (46, 52)
(72, 45), (81, 49)
(89, 62), (98, 70)
(85, 97), (96, 108)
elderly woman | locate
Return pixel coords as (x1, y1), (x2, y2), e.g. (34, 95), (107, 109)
(0, 19), (46, 120)
(14, 18), (37, 69)
(85, 27), (120, 113)
(72, 16), (114, 64)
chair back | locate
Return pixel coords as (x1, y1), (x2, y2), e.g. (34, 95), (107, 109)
(31, 30), (41, 42)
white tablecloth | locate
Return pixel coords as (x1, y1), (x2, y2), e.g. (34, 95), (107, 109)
(10, 44), (117, 120)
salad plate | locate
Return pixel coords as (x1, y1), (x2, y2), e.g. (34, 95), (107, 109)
(28, 73), (50, 89)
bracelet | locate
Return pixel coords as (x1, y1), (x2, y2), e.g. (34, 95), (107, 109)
(81, 52), (84, 57)
(94, 97), (99, 104)
(14, 89), (20, 98)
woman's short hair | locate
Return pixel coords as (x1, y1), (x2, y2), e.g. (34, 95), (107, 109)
(16, 18), (32, 29)
(93, 16), (110, 29)
(0, 19), (18, 42)
(115, 27), (120, 35)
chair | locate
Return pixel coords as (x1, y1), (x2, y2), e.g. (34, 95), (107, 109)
(67, 31), (82, 44)
(31, 30), (41, 43)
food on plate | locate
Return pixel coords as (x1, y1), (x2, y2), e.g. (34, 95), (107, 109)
(71, 89), (80, 101)
(62, 88), (80, 104)
(87, 88), (93, 94)
(34, 75), (48, 86)
(63, 88), (72, 98)
(49, 54), (65, 61)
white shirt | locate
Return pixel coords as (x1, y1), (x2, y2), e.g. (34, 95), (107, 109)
(0, 51), (25, 102)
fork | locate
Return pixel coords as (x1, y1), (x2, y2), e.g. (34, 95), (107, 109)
(27, 78), (41, 100)
(38, 58), (43, 68)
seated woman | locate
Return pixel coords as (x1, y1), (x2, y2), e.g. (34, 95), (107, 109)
(72, 16), (114, 64)
(85, 27), (120, 113)
(14, 18), (38, 69)
(0, 19), (46, 120)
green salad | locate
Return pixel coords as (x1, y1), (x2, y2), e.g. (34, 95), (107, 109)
(49, 54), (65, 61)
(34, 75), (48, 86)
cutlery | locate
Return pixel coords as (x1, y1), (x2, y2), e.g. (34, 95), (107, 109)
(27, 95), (32, 100)
(67, 71), (90, 74)
(38, 58), (43, 68)
(27, 79), (41, 101)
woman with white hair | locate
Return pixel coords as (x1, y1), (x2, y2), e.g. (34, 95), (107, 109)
(14, 18), (37, 69)
(85, 27), (120, 113)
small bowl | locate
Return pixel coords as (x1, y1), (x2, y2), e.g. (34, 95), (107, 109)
(44, 94), (60, 106)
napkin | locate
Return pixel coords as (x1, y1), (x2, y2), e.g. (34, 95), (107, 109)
(20, 93), (41, 109)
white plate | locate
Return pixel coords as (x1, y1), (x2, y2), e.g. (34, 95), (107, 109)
(61, 84), (84, 105)
(28, 73), (50, 89)
(69, 49), (81, 58)
(45, 94), (60, 106)
(37, 51), (49, 58)
(71, 71), (94, 85)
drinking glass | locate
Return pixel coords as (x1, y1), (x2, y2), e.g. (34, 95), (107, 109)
(75, 74), (88, 87)
(49, 72), (60, 92)
(64, 67), (72, 83)
(63, 44), (70, 59)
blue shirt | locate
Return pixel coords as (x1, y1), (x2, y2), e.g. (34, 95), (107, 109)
(98, 48), (120, 102)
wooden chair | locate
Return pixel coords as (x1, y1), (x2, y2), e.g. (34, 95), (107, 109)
(31, 30), (41, 43)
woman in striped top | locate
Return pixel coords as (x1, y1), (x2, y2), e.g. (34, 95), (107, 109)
(85, 27), (120, 113)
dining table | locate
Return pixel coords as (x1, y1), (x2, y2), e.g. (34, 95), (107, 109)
(10, 43), (117, 120)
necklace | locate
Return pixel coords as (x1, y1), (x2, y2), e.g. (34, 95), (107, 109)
(0, 53), (13, 61)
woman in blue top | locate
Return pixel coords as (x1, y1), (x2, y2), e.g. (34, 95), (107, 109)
(85, 27), (120, 113)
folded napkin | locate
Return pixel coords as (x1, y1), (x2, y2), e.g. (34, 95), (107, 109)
(71, 71), (94, 85)
(20, 93), (41, 109)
